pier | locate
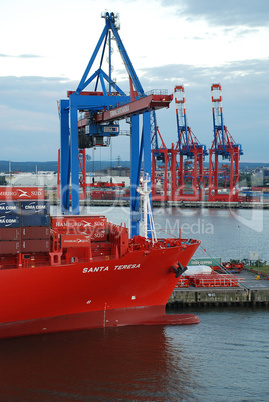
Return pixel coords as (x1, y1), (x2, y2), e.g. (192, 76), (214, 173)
(167, 268), (269, 308)
(48, 198), (269, 209)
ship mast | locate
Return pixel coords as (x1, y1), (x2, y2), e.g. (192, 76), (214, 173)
(137, 173), (157, 243)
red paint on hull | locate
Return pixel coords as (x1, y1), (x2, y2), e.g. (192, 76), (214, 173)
(0, 240), (200, 339)
(0, 306), (200, 339)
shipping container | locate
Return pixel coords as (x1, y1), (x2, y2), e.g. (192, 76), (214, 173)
(189, 257), (222, 267)
(51, 215), (107, 235)
(20, 200), (50, 215)
(0, 227), (21, 240)
(0, 201), (20, 214)
(90, 229), (107, 241)
(238, 195), (247, 202)
(251, 187), (269, 193)
(61, 234), (91, 248)
(0, 214), (21, 228)
(0, 186), (45, 200)
(21, 226), (50, 239)
(91, 191), (103, 200)
(21, 214), (50, 227)
(0, 241), (20, 254)
(102, 191), (115, 200)
(246, 196), (260, 202)
(21, 239), (50, 253)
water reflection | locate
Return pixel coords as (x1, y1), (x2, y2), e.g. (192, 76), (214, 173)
(0, 326), (197, 401)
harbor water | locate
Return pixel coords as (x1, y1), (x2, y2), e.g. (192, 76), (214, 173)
(0, 309), (268, 401)
(1, 207), (268, 400)
(78, 205), (269, 263)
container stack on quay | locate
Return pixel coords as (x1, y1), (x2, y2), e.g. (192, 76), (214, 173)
(166, 256), (269, 308)
(168, 269), (269, 308)
(174, 264), (240, 289)
(176, 272), (240, 289)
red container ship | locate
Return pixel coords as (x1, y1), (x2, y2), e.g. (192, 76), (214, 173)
(0, 197), (200, 339)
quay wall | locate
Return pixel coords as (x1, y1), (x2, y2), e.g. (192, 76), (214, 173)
(48, 199), (269, 209)
(167, 288), (269, 308)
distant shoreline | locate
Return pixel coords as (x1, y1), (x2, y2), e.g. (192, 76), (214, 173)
(1, 160), (268, 173)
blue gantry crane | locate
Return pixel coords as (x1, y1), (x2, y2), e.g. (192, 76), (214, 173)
(59, 11), (173, 236)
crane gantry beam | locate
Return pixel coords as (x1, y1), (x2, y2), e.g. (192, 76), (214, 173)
(95, 94), (173, 123)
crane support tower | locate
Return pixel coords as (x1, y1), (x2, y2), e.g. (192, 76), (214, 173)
(208, 84), (243, 201)
(58, 11), (173, 236)
(151, 111), (171, 202)
(174, 85), (207, 200)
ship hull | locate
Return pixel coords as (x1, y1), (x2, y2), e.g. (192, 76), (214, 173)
(0, 241), (200, 339)
(0, 305), (200, 339)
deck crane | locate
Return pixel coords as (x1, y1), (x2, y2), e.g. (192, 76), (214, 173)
(208, 84), (243, 201)
(58, 11), (173, 236)
(174, 85), (207, 200)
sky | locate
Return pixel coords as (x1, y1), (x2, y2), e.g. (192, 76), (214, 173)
(0, 0), (268, 163)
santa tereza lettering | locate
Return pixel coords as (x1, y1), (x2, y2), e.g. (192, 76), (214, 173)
(82, 264), (141, 273)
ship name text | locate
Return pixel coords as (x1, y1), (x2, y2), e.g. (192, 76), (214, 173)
(82, 263), (141, 274)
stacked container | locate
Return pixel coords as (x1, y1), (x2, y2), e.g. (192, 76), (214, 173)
(50, 215), (107, 264)
(0, 200), (50, 255)
(0, 201), (21, 254)
(51, 215), (107, 244)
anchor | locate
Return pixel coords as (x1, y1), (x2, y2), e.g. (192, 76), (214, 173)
(172, 261), (187, 278)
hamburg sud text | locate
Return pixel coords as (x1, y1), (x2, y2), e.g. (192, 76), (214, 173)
(51, 216), (107, 240)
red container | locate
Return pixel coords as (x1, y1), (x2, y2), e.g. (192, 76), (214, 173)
(0, 241), (21, 254)
(246, 196), (260, 202)
(90, 228), (107, 241)
(0, 187), (45, 200)
(0, 227), (21, 240)
(91, 191), (103, 200)
(51, 215), (107, 235)
(21, 239), (50, 253)
(61, 234), (91, 248)
(21, 226), (50, 240)
(102, 191), (115, 200)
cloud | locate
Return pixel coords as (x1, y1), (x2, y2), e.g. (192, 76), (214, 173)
(0, 56), (268, 163)
(140, 57), (269, 83)
(0, 75), (77, 113)
(138, 58), (269, 162)
(0, 76), (76, 161)
(0, 53), (42, 58)
(163, 0), (269, 27)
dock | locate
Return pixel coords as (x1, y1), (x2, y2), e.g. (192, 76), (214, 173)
(49, 199), (269, 209)
(167, 269), (269, 308)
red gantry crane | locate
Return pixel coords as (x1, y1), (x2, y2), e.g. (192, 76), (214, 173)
(173, 85), (207, 201)
(208, 84), (243, 202)
(151, 110), (171, 202)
